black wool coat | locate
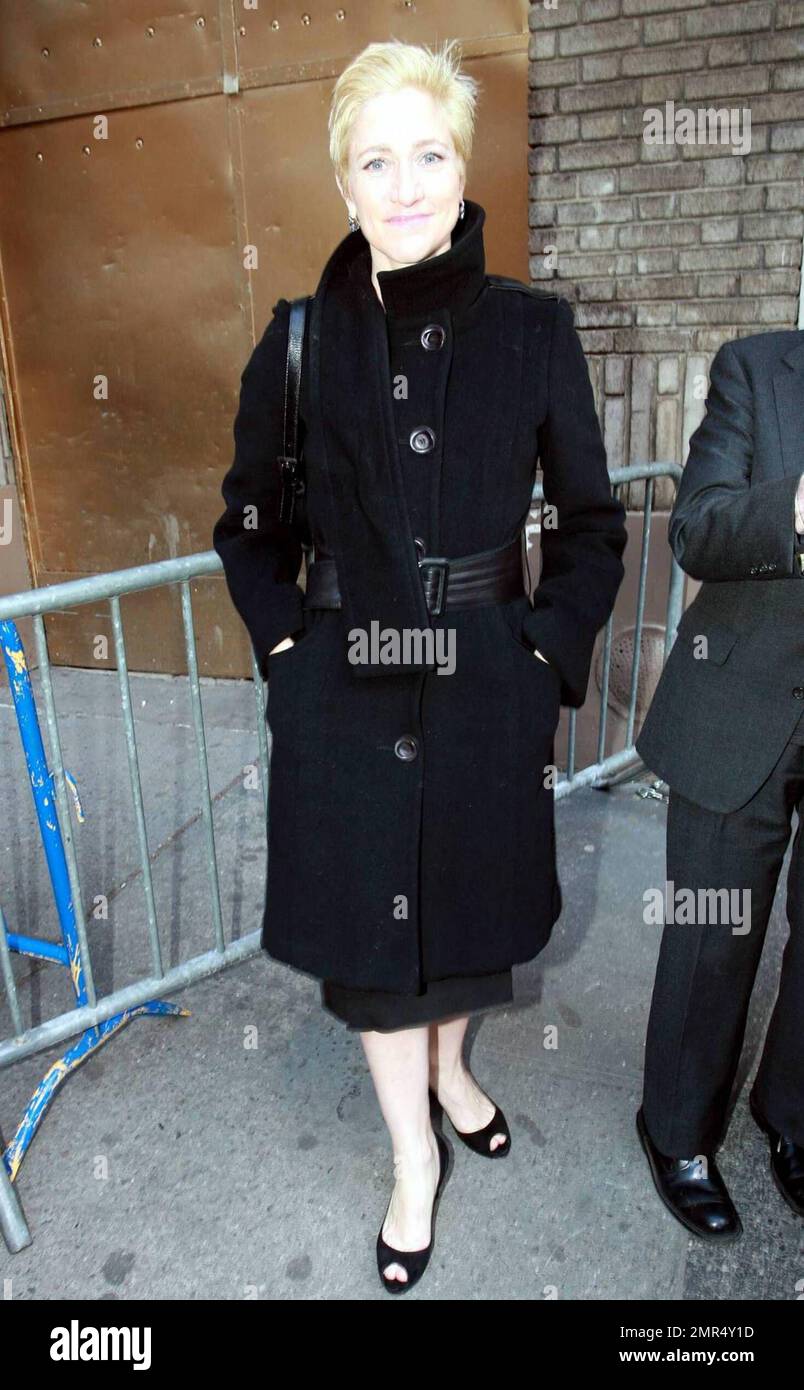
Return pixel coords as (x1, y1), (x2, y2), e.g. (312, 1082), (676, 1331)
(213, 199), (627, 993)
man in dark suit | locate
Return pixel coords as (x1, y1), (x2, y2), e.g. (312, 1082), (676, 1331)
(635, 327), (804, 1240)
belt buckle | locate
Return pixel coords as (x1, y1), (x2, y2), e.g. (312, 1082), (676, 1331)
(418, 555), (450, 616)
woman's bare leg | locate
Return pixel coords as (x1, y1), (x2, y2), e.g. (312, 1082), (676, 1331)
(360, 1024), (442, 1284)
(427, 1014), (508, 1151)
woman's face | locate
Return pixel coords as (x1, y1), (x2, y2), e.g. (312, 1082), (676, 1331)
(341, 85), (466, 279)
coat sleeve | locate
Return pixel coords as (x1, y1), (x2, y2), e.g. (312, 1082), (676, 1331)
(520, 297), (628, 709)
(667, 339), (801, 582)
(212, 299), (306, 679)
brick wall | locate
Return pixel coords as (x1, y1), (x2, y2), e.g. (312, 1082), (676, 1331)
(528, 0), (804, 501)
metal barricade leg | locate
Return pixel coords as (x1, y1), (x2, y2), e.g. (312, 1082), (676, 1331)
(0, 1147), (31, 1253)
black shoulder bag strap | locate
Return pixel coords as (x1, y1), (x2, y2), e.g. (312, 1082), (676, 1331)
(278, 295), (313, 532)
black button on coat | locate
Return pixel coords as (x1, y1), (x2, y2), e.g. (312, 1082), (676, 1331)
(213, 200), (627, 993)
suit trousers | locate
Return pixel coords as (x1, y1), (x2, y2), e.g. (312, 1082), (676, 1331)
(641, 734), (804, 1156)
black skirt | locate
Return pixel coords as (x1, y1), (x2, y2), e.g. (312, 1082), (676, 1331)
(320, 969), (513, 1033)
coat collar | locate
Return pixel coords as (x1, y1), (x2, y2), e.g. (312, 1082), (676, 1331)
(372, 198), (487, 320)
(337, 198), (487, 324)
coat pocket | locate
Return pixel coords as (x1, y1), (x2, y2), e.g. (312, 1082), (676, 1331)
(675, 613), (740, 666)
(266, 610), (330, 678)
(494, 601), (562, 692)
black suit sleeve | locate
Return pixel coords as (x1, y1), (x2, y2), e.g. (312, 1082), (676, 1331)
(521, 297), (628, 708)
(668, 339), (801, 581)
(212, 300), (306, 679)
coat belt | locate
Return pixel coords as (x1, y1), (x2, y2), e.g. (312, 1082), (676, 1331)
(303, 535), (526, 618)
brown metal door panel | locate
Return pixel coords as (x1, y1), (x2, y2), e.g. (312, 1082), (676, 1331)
(238, 78), (349, 316)
(0, 95), (247, 582)
(460, 50), (530, 280)
(0, 2), (528, 127)
(0, 90), (256, 673)
(235, 1), (528, 87)
(0, 1), (225, 127)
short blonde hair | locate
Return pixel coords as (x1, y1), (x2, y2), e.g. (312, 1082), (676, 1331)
(328, 37), (480, 195)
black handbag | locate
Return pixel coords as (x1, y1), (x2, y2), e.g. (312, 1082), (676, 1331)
(278, 295), (313, 534)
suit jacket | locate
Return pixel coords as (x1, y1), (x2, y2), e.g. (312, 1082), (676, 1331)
(635, 328), (804, 813)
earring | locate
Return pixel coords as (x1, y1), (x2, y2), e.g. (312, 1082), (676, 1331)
(459, 199), (465, 219)
(348, 213), (360, 231)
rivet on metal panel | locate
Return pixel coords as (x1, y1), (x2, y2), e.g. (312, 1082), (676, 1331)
(302, 13), (311, 23)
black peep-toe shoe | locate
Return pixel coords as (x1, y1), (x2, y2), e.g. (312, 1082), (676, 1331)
(376, 1130), (450, 1295)
(430, 1083), (511, 1158)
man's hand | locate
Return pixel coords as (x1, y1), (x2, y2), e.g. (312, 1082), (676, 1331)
(269, 635), (296, 655)
(796, 473), (804, 536)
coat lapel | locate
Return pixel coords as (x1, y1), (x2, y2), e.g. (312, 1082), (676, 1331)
(773, 331), (804, 479)
(307, 226), (437, 677)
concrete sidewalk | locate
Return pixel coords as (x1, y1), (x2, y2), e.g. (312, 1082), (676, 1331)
(1, 667), (801, 1299)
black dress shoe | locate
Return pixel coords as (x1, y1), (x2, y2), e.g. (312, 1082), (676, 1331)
(636, 1107), (742, 1241)
(749, 1091), (804, 1218)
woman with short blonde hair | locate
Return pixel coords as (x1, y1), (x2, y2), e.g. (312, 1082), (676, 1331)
(214, 36), (627, 1294)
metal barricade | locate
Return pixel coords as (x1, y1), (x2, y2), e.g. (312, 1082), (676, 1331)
(0, 552), (267, 1252)
(0, 462), (684, 1251)
(539, 462), (685, 799)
